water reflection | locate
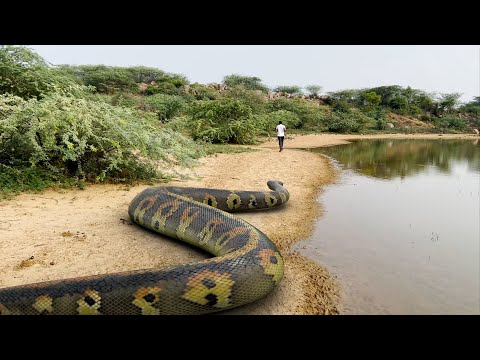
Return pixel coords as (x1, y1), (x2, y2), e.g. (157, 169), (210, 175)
(310, 139), (480, 179)
(302, 139), (480, 314)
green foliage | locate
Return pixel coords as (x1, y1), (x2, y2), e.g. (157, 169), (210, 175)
(372, 108), (388, 130)
(56, 65), (188, 95)
(0, 46), (88, 99)
(433, 116), (466, 130)
(438, 93), (462, 113)
(188, 98), (257, 144)
(164, 115), (191, 134)
(221, 86), (267, 113)
(331, 100), (352, 113)
(61, 65), (138, 94)
(360, 91), (381, 111)
(0, 94), (202, 187)
(267, 98), (325, 128)
(305, 85), (322, 97)
(460, 100), (480, 115)
(110, 92), (146, 109)
(186, 83), (219, 100)
(145, 82), (183, 96)
(327, 89), (359, 103)
(255, 110), (301, 135)
(274, 85), (303, 95)
(327, 112), (361, 133)
(145, 94), (186, 122)
(125, 66), (166, 83)
(222, 74), (269, 92)
(389, 95), (408, 113)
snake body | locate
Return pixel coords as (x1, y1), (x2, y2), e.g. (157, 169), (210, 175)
(0, 180), (289, 315)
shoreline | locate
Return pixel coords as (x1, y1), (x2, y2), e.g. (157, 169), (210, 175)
(0, 133), (474, 314)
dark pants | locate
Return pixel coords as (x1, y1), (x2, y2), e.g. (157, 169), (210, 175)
(278, 136), (284, 149)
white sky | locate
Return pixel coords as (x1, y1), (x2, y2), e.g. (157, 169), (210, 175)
(29, 45), (479, 102)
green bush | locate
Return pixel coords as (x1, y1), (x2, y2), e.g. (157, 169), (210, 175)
(110, 92), (146, 109)
(267, 98), (324, 128)
(0, 46), (89, 99)
(187, 83), (219, 100)
(255, 110), (302, 135)
(0, 94), (202, 186)
(223, 74), (269, 92)
(274, 85), (303, 95)
(188, 98), (257, 144)
(433, 116), (466, 130)
(145, 94), (186, 122)
(305, 85), (322, 97)
(164, 115), (191, 134)
(326, 112), (364, 133)
(145, 82), (183, 96)
(331, 100), (352, 113)
(125, 66), (166, 84)
(221, 86), (267, 114)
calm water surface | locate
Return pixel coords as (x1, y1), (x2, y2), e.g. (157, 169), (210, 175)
(300, 139), (480, 314)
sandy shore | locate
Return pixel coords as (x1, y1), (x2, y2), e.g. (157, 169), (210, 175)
(0, 133), (475, 314)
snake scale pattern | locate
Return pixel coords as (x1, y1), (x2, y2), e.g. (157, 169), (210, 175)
(0, 180), (289, 315)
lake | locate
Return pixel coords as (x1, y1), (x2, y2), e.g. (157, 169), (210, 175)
(300, 138), (480, 314)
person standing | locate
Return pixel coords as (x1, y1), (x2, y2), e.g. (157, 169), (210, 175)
(275, 121), (286, 152)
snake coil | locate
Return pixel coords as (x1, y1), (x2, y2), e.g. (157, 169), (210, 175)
(0, 180), (289, 315)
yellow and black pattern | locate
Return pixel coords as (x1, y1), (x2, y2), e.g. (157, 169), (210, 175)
(0, 180), (290, 315)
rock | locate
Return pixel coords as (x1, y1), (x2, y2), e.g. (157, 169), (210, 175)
(387, 123), (395, 129)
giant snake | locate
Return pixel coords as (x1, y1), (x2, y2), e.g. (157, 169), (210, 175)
(0, 180), (288, 315)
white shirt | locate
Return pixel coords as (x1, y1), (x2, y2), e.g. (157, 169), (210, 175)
(276, 124), (286, 137)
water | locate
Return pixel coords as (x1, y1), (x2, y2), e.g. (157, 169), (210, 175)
(301, 139), (480, 314)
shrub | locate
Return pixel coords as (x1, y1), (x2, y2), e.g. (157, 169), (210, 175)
(273, 85), (303, 95)
(305, 85), (322, 97)
(145, 94), (186, 122)
(0, 94), (202, 185)
(186, 83), (219, 100)
(325, 112), (365, 133)
(255, 110), (301, 135)
(188, 98), (257, 144)
(0, 46), (89, 99)
(221, 86), (267, 114)
(145, 82), (183, 96)
(267, 98), (324, 128)
(433, 116), (466, 130)
(223, 74), (269, 92)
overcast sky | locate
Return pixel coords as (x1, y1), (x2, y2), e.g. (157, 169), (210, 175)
(29, 45), (479, 102)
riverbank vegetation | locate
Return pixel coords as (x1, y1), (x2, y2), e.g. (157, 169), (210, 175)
(1, 45), (478, 197)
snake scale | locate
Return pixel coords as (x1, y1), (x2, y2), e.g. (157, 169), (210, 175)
(0, 180), (289, 315)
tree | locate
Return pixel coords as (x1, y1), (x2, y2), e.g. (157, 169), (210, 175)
(222, 74), (269, 92)
(360, 91), (381, 111)
(125, 66), (166, 84)
(439, 93), (462, 113)
(145, 94), (186, 122)
(305, 85), (322, 97)
(188, 98), (257, 144)
(0, 45), (75, 99)
(274, 85), (303, 95)
(327, 89), (360, 104)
